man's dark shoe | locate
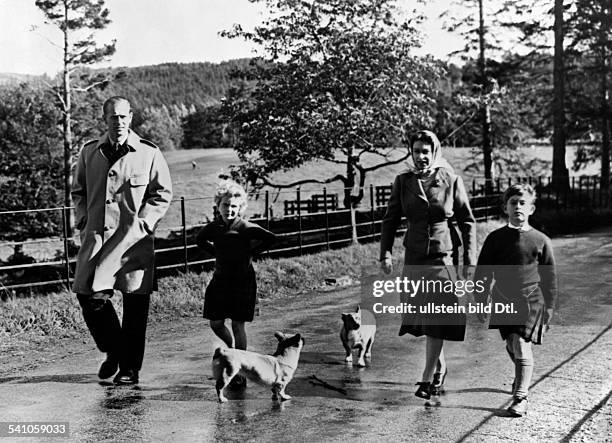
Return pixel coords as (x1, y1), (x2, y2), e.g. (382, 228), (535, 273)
(98, 355), (119, 379)
(113, 369), (139, 385)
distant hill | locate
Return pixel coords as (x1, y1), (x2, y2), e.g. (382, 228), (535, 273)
(0, 59), (252, 110)
(103, 60), (251, 110)
(0, 73), (48, 88)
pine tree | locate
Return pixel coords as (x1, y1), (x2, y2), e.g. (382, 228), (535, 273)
(35, 0), (116, 235)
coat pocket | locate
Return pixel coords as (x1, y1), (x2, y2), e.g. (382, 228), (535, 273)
(130, 174), (148, 186)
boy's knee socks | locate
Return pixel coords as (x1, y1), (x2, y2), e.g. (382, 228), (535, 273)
(514, 357), (534, 399)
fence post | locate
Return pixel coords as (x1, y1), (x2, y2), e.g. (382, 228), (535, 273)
(61, 206), (70, 289)
(264, 190), (271, 256)
(265, 190), (270, 230)
(484, 188), (488, 221)
(297, 187), (303, 255)
(323, 187), (330, 250)
(369, 184), (375, 241)
(472, 178), (476, 196)
(180, 197), (188, 273)
(578, 177), (583, 210)
(586, 177), (591, 209)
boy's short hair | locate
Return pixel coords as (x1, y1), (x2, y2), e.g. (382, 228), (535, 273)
(214, 179), (248, 213)
(502, 183), (536, 205)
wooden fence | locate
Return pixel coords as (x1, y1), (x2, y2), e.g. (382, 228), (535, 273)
(1, 175), (609, 293)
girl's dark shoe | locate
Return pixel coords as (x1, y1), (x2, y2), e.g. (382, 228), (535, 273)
(415, 382), (432, 399)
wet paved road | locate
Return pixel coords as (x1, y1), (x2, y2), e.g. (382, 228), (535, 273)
(2, 227), (612, 442)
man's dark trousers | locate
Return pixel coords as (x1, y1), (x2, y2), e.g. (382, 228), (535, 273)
(77, 290), (150, 372)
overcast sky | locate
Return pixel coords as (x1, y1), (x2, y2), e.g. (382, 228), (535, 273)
(1, 0), (476, 76)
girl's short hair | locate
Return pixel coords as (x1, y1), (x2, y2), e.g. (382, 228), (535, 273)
(502, 183), (536, 205)
(214, 179), (248, 213)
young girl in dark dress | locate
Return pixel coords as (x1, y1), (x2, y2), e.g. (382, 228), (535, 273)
(197, 180), (277, 362)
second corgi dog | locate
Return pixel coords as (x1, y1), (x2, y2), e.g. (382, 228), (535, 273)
(340, 306), (376, 367)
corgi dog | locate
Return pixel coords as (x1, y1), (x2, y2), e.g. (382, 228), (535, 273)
(212, 332), (304, 403)
(340, 306), (376, 367)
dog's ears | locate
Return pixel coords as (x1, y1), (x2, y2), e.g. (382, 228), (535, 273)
(274, 331), (286, 341)
(295, 333), (304, 344)
(356, 305), (361, 313)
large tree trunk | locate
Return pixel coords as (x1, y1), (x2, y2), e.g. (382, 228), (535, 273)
(599, 7), (611, 193)
(62, 0), (74, 238)
(552, 0), (569, 191)
(478, 0), (493, 193)
(601, 61), (610, 192)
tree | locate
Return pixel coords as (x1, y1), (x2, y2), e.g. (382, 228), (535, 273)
(552, 0), (570, 190)
(182, 103), (233, 149)
(136, 104), (190, 151)
(34, 0), (116, 235)
(222, 0), (442, 241)
(0, 85), (63, 242)
(566, 0), (612, 190)
(494, 0), (572, 190)
(442, 0), (509, 190)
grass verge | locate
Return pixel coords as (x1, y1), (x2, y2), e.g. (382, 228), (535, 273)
(6, 207), (612, 343)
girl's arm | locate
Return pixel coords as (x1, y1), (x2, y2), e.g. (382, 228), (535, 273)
(247, 224), (277, 255)
(196, 223), (216, 256)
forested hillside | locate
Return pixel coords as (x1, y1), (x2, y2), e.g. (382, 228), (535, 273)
(0, 59), (250, 109)
(103, 59), (251, 110)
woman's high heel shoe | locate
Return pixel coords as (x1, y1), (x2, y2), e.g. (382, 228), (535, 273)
(431, 368), (448, 395)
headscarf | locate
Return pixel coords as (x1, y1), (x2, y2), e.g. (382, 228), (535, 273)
(405, 130), (454, 175)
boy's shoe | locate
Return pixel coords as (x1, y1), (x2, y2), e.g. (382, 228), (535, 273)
(432, 368), (448, 395)
(507, 396), (528, 417)
(415, 382), (432, 400)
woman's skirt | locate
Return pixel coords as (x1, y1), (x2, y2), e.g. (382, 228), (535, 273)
(398, 251), (466, 341)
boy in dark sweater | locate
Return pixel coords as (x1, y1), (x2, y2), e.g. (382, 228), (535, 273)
(475, 183), (557, 417)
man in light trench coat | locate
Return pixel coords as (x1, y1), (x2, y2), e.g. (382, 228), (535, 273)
(71, 96), (173, 385)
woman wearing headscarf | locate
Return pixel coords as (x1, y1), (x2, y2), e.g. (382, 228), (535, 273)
(379, 130), (477, 400)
